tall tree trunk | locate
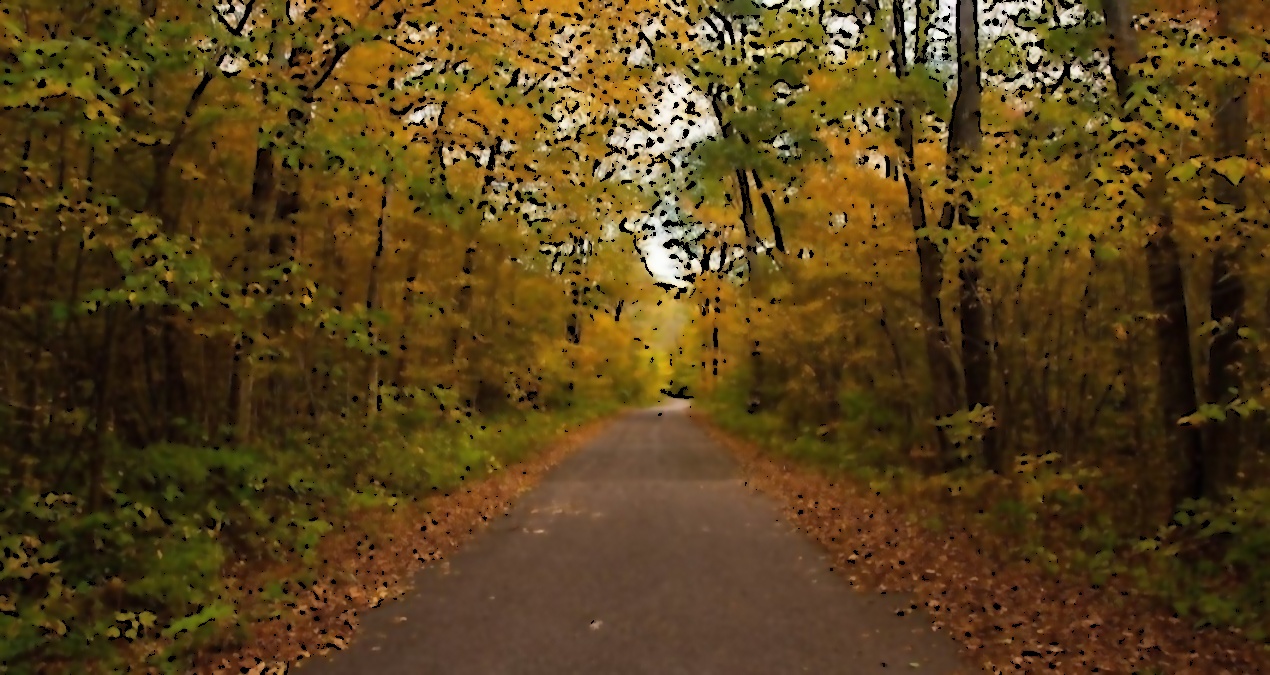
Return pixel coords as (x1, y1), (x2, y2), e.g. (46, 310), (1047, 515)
(366, 175), (390, 416)
(227, 146), (276, 442)
(396, 105), (448, 388)
(891, 0), (961, 460)
(749, 170), (785, 254)
(1104, 0), (1204, 506)
(450, 242), (477, 406)
(261, 167), (302, 427)
(144, 142), (192, 440)
(5, 132), (35, 453)
(395, 237), (424, 389)
(0, 132), (33, 310)
(1205, 0), (1249, 498)
(734, 167), (766, 413)
(704, 8), (785, 406)
(567, 278), (583, 345)
(87, 306), (120, 509)
(942, 0), (999, 470)
(711, 276), (721, 382)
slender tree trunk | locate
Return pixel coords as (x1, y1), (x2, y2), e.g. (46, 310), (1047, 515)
(61, 146), (95, 444)
(396, 106), (448, 388)
(749, 170), (785, 253)
(891, 0), (961, 460)
(1104, 0), (1204, 505)
(450, 243), (476, 359)
(450, 242), (477, 407)
(704, 64), (771, 414)
(395, 236), (425, 388)
(87, 306), (120, 510)
(139, 138), (194, 440)
(228, 146), (276, 442)
(1146, 206), (1203, 501)
(567, 278), (583, 345)
(734, 167), (766, 412)
(138, 305), (161, 442)
(1205, 0), (1249, 497)
(878, 303), (917, 433)
(943, 0), (999, 471)
(261, 167), (302, 427)
(366, 175), (390, 416)
(0, 132), (34, 310)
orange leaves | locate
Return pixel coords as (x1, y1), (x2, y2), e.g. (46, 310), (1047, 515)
(707, 423), (1270, 675)
(448, 93), (541, 146)
(805, 69), (838, 100)
(688, 203), (742, 241)
(790, 137), (908, 246)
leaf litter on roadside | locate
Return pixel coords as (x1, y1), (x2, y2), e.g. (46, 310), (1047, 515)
(701, 418), (1270, 675)
(190, 419), (613, 674)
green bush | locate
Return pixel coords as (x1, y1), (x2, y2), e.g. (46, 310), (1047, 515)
(1134, 489), (1270, 639)
(0, 393), (615, 673)
(701, 381), (1270, 642)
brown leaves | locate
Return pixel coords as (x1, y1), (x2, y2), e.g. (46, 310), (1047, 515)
(700, 416), (1270, 675)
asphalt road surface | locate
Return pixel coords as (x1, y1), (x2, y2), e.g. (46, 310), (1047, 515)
(296, 402), (964, 674)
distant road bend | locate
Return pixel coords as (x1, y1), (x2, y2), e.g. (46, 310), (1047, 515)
(297, 402), (964, 674)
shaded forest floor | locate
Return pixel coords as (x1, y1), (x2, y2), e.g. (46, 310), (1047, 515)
(694, 412), (1270, 675)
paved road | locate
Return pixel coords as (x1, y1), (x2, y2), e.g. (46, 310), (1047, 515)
(296, 403), (964, 674)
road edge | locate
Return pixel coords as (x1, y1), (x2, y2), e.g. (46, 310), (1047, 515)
(192, 413), (622, 675)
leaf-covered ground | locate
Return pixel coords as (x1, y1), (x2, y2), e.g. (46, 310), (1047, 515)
(697, 415), (1270, 675)
(188, 418), (615, 675)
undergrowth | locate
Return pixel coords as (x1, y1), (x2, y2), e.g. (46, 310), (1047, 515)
(0, 390), (617, 674)
(698, 388), (1270, 645)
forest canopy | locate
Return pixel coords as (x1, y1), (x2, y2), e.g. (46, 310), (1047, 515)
(668, 0), (1270, 648)
(1, 0), (673, 668)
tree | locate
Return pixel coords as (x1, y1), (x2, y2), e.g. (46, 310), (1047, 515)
(1204, 0), (1252, 498)
(1102, 0), (1204, 506)
(888, 0), (963, 461)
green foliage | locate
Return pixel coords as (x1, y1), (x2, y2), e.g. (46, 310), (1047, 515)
(0, 396), (615, 672)
(699, 381), (915, 485)
(900, 65), (951, 119)
(934, 406), (998, 463)
(0, 0), (666, 667)
(672, 0), (1270, 650)
(700, 381), (1270, 641)
(1132, 490), (1270, 639)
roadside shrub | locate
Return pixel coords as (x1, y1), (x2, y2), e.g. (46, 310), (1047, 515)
(1134, 489), (1270, 639)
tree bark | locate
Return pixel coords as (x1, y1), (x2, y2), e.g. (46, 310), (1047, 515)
(143, 146), (192, 440)
(734, 167), (767, 412)
(1104, 0), (1204, 505)
(1205, 0), (1249, 498)
(366, 175), (390, 416)
(891, 0), (961, 460)
(227, 146), (276, 442)
(395, 105), (448, 388)
(450, 242), (477, 407)
(945, 0), (998, 471)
